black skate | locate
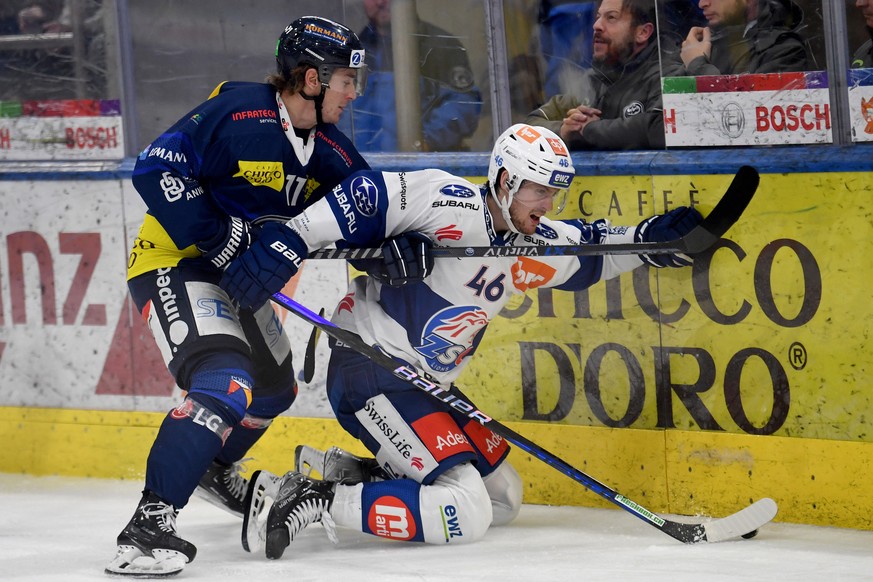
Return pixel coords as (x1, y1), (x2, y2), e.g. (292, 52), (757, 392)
(295, 444), (385, 484)
(104, 492), (196, 577)
(194, 459), (249, 518)
(264, 472), (336, 559)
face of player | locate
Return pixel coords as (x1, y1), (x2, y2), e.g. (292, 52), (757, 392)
(508, 180), (561, 235)
(592, 0), (638, 66)
(858, 0), (873, 29)
(698, 0), (748, 27)
(320, 68), (360, 124)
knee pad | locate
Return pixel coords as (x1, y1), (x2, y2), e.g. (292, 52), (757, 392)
(188, 368), (253, 423)
(246, 380), (297, 418)
(420, 463), (493, 544)
(482, 461), (523, 526)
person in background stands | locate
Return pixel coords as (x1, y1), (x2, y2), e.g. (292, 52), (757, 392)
(677, 0), (813, 75)
(525, 0), (674, 150)
(345, 0), (482, 151)
(852, 0), (873, 68)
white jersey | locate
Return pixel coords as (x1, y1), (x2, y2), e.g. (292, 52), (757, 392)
(289, 168), (646, 385)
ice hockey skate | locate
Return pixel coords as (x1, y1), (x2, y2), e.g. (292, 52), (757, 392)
(294, 444), (385, 484)
(194, 459), (250, 518)
(104, 492), (197, 577)
(244, 470), (337, 559)
(241, 469), (282, 553)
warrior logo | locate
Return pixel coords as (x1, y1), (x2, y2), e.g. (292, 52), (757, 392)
(415, 306), (489, 372)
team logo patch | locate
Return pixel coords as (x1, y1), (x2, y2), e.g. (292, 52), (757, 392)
(411, 412), (474, 462)
(415, 306), (489, 373)
(435, 224), (463, 241)
(368, 495), (417, 541)
(439, 184), (475, 198)
(234, 161), (285, 192)
(350, 176), (379, 217)
(337, 292), (355, 314)
(535, 223), (558, 239)
(623, 101), (644, 118)
(546, 137), (568, 156)
(549, 170), (573, 188)
(514, 124), (541, 143)
(510, 257), (557, 292)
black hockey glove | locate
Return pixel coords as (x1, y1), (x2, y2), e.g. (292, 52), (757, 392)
(197, 216), (253, 270)
(219, 222), (306, 310)
(363, 231), (434, 287)
(635, 206), (703, 268)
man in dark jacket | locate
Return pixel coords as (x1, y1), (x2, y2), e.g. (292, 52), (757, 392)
(678, 0), (813, 75)
(346, 0), (482, 152)
(525, 0), (672, 150)
(852, 0), (873, 69)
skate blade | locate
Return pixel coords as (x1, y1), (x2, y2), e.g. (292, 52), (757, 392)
(242, 470), (280, 553)
(294, 445), (325, 479)
(104, 545), (188, 577)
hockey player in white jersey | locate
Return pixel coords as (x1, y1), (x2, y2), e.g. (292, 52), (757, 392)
(219, 123), (703, 557)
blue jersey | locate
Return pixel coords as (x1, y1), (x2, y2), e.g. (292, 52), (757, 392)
(128, 81), (369, 278)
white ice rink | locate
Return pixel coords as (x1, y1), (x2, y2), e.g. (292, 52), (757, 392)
(2, 473), (872, 581)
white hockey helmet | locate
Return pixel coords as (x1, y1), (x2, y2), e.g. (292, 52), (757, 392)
(487, 124), (575, 232)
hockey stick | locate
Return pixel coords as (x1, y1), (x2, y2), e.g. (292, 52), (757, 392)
(301, 307), (325, 383)
(308, 165), (759, 261)
(271, 292), (777, 543)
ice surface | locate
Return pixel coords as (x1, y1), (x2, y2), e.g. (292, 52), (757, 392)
(1, 473), (871, 581)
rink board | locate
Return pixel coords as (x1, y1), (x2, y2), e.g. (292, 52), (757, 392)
(1, 152), (873, 531)
(1, 405), (871, 531)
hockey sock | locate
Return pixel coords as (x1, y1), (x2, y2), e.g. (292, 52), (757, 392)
(144, 395), (235, 508)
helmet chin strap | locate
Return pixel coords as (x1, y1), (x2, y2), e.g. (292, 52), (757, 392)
(494, 173), (522, 235)
(300, 84), (327, 125)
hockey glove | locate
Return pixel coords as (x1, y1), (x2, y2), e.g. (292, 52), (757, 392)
(197, 216), (253, 270)
(219, 222), (307, 310)
(371, 231), (434, 287)
(635, 206), (703, 268)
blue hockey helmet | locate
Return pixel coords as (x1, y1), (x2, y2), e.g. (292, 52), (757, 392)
(276, 16), (367, 94)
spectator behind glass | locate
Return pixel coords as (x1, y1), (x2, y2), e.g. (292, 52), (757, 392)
(678, 0), (813, 75)
(525, 0), (675, 150)
(0, 1), (62, 34)
(538, 1), (598, 97)
(347, 0), (482, 151)
(853, 0), (873, 68)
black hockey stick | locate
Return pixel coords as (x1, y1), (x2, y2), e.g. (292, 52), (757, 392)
(308, 165), (759, 261)
(301, 307), (325, 383)
(271, 292), (777, 543)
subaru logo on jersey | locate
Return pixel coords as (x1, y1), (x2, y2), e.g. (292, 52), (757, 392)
(351, 175), (379, 217)
(415, 306), (489, 373)
(535, 223), (558, 239)
(439, 184), (476, 198)
(623, 101), (644, 118)
(549, 170), (573, 188)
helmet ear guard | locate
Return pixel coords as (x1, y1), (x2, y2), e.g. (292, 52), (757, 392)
(487, 124), (576, 233)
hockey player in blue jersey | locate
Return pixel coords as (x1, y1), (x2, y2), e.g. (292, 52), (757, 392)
(221, 123), (703, 557)
(105, 16), (373, 577)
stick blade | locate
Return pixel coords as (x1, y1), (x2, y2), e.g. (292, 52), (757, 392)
(681, 165), (760, 254)
(701, 497), (778, 543)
